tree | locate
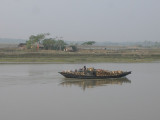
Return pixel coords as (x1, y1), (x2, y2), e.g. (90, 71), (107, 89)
(43, 38), (56, 50)
(70, 45), (78, 52)
(26, 33), (50, 49)
(43, 38), (67, 50)
(26, 40), (32, 49)
(82, 41), (96, 45)
(55, 40), (67, 50)
(26, 33), (67, 51)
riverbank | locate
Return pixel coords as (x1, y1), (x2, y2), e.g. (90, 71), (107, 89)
(0, 48), (160, 63)
(0, 52), (160, 63)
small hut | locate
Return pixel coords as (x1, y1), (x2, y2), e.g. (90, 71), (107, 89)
(64, 46), (73, 52)
(18, 43), (26, 50)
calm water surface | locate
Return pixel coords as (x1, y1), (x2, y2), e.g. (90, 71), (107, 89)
(0, 63), (160, 120)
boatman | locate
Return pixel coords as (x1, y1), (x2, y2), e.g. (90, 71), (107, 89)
(84, 66), (86, 71)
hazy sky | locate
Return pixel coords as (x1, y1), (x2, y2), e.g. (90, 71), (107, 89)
(0, 0), (160, 42)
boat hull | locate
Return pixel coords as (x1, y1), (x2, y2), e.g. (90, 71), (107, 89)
(59, 71), (131, 79)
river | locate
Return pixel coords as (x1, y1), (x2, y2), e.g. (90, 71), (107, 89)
(0, 63), (159, 120)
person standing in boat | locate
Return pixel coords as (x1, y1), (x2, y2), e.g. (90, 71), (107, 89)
(83, 66), (86, 71)
(83, 66), (87, 75)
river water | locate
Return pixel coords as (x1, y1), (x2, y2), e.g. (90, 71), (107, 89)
(0, 63), (159, 120)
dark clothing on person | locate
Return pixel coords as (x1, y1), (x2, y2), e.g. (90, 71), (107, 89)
(84, 66), (86, 71)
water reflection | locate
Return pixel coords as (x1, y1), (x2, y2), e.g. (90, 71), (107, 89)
(60, 77), (131, 91)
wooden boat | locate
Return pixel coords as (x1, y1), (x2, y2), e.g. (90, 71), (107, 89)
(59, 67), (131, 79)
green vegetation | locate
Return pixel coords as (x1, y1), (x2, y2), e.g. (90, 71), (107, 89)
(43, 38), (66, 50)
(26, 33), (66, 51)
(69, 45), (78, 52)
(43, 38), (55, 50)
(82, 41), (96, 45)
(26, 33), (50, 49)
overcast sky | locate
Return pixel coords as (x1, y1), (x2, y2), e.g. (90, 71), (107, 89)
(0, 0), (160, 42)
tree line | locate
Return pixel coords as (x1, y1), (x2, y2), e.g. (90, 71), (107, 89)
(26, 33), (95, 51)
(26, 33), (67, 50)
